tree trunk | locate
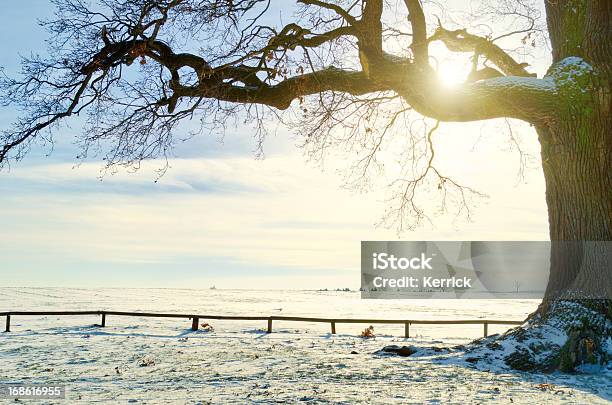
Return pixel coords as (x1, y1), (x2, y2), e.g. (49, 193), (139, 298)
(537, 122), (611, 310)
(538, 0), (612, 317)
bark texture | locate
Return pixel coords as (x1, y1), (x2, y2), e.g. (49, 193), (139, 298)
(537, 0), (611, 312)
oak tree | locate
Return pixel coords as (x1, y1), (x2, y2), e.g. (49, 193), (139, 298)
(1, 0), (610, 371)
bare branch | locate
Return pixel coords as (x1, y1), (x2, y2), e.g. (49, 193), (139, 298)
(429, 26), (536, 77)
(403, 0), (428, 64)
(298, 0), (358, 26)
(0, 0), (563, 231)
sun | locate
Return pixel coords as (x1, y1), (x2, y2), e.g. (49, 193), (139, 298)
(437, 61), (469, 87)
(438, 62), (468, 87)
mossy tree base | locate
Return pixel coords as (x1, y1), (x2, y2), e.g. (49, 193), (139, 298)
(378, 301), (611, 374)
(464, 300), (611, 373)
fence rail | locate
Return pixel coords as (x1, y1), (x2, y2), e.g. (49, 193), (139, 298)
(0, 311), (524, 338)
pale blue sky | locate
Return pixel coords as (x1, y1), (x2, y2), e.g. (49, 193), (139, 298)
(0, 2), (550, 289)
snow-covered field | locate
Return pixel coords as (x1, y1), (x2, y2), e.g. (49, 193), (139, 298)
(0, 288), (610, 404)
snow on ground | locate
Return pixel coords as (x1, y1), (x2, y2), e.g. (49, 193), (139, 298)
(0, 288), (610, 404)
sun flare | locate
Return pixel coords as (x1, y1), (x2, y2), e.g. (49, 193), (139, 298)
(437, 62), (469, 87)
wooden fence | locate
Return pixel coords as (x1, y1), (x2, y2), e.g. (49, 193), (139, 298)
(0, 311), (523, 338)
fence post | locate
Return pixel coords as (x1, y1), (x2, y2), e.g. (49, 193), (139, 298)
(4, 315), (10, 332)
(331, 321), (336, 334)
(404, 322), (410, 338)
(267, 318), (272, 333)
(101, 313), (106, 327)
(191, 317), (199, 331)
(483, 322), (488, 337)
